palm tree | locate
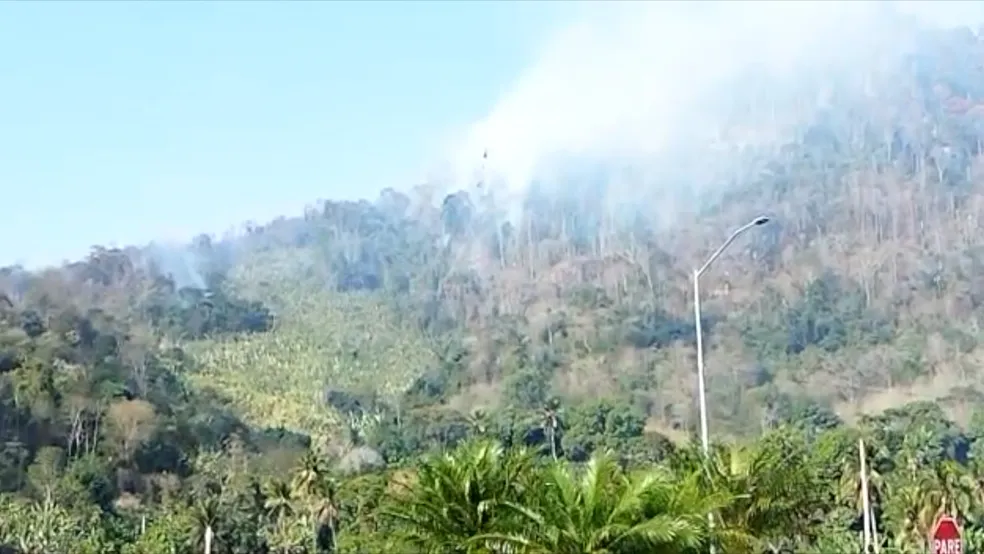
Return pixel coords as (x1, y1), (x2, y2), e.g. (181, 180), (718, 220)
(897, 428), (980, 521)
(265, 514), (313, 554)
(292, 451), (329, 498)
(929, 459), (979, 519)
(882, 455), (979, 550)
(467, 408), (489, 438)
(672, 428), (825, 553)
(264, 478), (296, 523)
(483, 451), (734, 554)
(312, 477), (341, 553)
(385, 439), (536, 553)
(290, 451), (344, 552)
(882, 478), (937, 551)
(542, 398), (561, 461)
(837, 441), (885, 523)
(190, 496), (220, 554)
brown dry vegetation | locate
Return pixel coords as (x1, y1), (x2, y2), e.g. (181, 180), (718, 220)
(5, 22), (984, 554)
(3, 14), (984, 464)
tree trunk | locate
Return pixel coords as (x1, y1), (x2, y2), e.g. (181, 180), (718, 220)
(548, 426), (557, 460)
(204, 525), (214, 554)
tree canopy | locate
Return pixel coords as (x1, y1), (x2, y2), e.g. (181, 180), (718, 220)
(3, 19), (984, 554)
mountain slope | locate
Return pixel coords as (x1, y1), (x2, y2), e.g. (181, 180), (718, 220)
(194, 24), (984, 445)
(4, 24), (984, 460)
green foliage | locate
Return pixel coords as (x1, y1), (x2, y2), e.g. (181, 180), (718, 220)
(562, 399), (647, 460)
(742, 273), (893, 359)
(4, 20), (984, 554)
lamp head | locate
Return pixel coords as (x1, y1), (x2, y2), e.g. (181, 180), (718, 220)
(752, 216), (770, 226)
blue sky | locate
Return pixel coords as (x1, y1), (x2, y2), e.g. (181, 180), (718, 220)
(0, 1), (572, 268)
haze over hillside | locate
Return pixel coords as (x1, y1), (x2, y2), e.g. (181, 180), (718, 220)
(439, 2), (984, 222)
(4, 1), (984, 441)
(8, 2), (984, 551)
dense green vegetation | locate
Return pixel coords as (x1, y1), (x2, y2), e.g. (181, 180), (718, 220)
(4, 19), (984, 554)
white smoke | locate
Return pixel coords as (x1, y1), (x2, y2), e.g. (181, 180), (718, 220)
(144, 241), (207, 290)
(436, 1), (984, 221)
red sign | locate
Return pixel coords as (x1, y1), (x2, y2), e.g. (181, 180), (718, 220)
(932, 516), (962, 554)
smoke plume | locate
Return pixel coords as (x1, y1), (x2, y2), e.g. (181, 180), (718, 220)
(439, 1), (984, 225)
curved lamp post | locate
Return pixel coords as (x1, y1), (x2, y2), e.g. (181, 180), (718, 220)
(693, 216), (770, 553)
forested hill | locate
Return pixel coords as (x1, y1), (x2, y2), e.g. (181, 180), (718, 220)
(4, 19), (984, 554)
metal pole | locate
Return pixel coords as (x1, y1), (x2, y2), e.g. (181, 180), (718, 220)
(692, 216), (769, 554)
(694, 269), (710, 457)
(693, 268), (715, 553)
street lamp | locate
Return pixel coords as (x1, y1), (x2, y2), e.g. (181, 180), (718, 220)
(693, 216), (770, 553)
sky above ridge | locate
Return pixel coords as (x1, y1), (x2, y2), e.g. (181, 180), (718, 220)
(0, 0), (571, 268)
(2, 0), (981, 270)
